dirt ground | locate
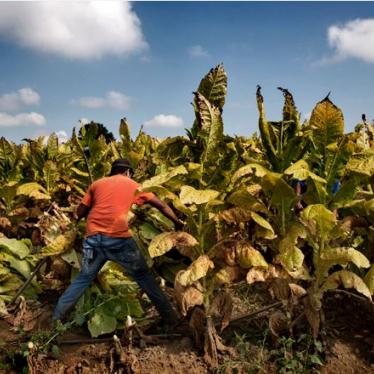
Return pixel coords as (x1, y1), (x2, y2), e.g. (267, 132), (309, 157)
(1, 287), (374, 373)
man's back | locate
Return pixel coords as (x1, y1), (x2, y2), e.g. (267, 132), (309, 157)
(81, 174), (153, 238)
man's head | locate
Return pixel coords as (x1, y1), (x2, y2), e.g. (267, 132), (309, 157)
(110, 158), (134, 177)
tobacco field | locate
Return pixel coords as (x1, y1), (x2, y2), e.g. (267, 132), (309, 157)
(1, 64), (374, 373)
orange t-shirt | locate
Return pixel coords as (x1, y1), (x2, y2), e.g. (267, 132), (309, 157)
(81, 174), (154, 238)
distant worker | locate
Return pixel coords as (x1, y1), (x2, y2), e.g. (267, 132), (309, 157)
(53, 158), (182, 329)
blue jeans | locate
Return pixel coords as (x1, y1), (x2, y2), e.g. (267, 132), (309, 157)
(53, 233), (178, 323)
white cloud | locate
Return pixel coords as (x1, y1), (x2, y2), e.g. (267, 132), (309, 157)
(0, 88), (40, 111)
(79, 118), (90, 125)
(327, 18), (374, 63)
(55, 130), (69, 143)
(144, 114), (184, 128)
(72, 91), (131, 110)
(0, 1), (147, 60)
(188, 45), (209, 58)
(0, 112), (46, 127)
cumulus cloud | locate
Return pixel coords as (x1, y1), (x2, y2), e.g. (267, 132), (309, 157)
(188, 45), (209, 58)
(0, 1), (147, 59)
(0, 112), (46, 127)
(79, 118), (90, 125)
(327, 18), (374, 63)
(144, 114), (184, 128)
(55, 130), (69, 143)
(72, 91), (131, 110)
(0, 88), (40, 111)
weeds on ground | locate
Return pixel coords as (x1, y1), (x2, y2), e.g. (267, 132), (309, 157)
(270, 333), (324, 374)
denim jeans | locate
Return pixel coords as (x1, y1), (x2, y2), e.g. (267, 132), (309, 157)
(53, 233), (178, 323)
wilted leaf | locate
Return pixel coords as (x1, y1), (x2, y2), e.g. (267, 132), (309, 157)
(320, 247), (370, 270)
(246, 265), (288, 285)
(40, 230), (76, 257)
(214, 266), (243, 285)
(236, 242), (268, 269)
(148, 232), (198, 258)
(174, 274), (204, 316)
(321, 270), (372, 300)
(178, 255), (214, 286)
(209, 292), (233, 332)
(180, 185), (219, 205)
(218, 207), (253, 224)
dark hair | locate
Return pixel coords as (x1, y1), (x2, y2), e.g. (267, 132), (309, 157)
(110, 158), (134, 176)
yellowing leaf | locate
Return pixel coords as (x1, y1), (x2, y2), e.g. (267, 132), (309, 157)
(284, 160), (326, 183)
(178, 255), (214, 286)
(364, 264), (374, 294)
(278, 246), (304, 273)
(246, 265), (288, 285)
(320, 247), (370, 269)
(321, 270), (372, 300)
(88, 312), (117, 338)
(214, 266), (243, 285)
(309, 96), (344, 153)
(148, 232), (198, 258)
(301, 204), (336, 240)
(16, 182), (50, 200)
(236, 242), (268, 269)
(232, 163), (270, 184)
(250, 211), (274, 234)
(141, 165), (188, 188)
(179, 185), (219, 205)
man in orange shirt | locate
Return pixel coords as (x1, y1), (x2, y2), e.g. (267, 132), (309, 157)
(53, 159), (182, 328)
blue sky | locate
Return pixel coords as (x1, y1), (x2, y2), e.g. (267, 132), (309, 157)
(0, 1), (374, 142)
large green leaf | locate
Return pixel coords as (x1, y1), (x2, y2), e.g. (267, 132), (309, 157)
(179, 185), (219, 205)
(0, 252), (31, 279)
(309, 95), (344, 153)
(0, 237), (30, 259)
(148, 232), (198, 258)
(88, 312), (117, 338)
(321, 270), (371, 300)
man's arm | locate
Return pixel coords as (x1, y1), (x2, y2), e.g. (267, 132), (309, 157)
(147, 196), (184, 230)
(75, 203), (90, 222)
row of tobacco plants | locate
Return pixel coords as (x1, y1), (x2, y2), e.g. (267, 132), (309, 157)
(1, 64), (374, 368)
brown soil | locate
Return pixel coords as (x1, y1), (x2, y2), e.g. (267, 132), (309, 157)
(1, 287), (374, 374)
